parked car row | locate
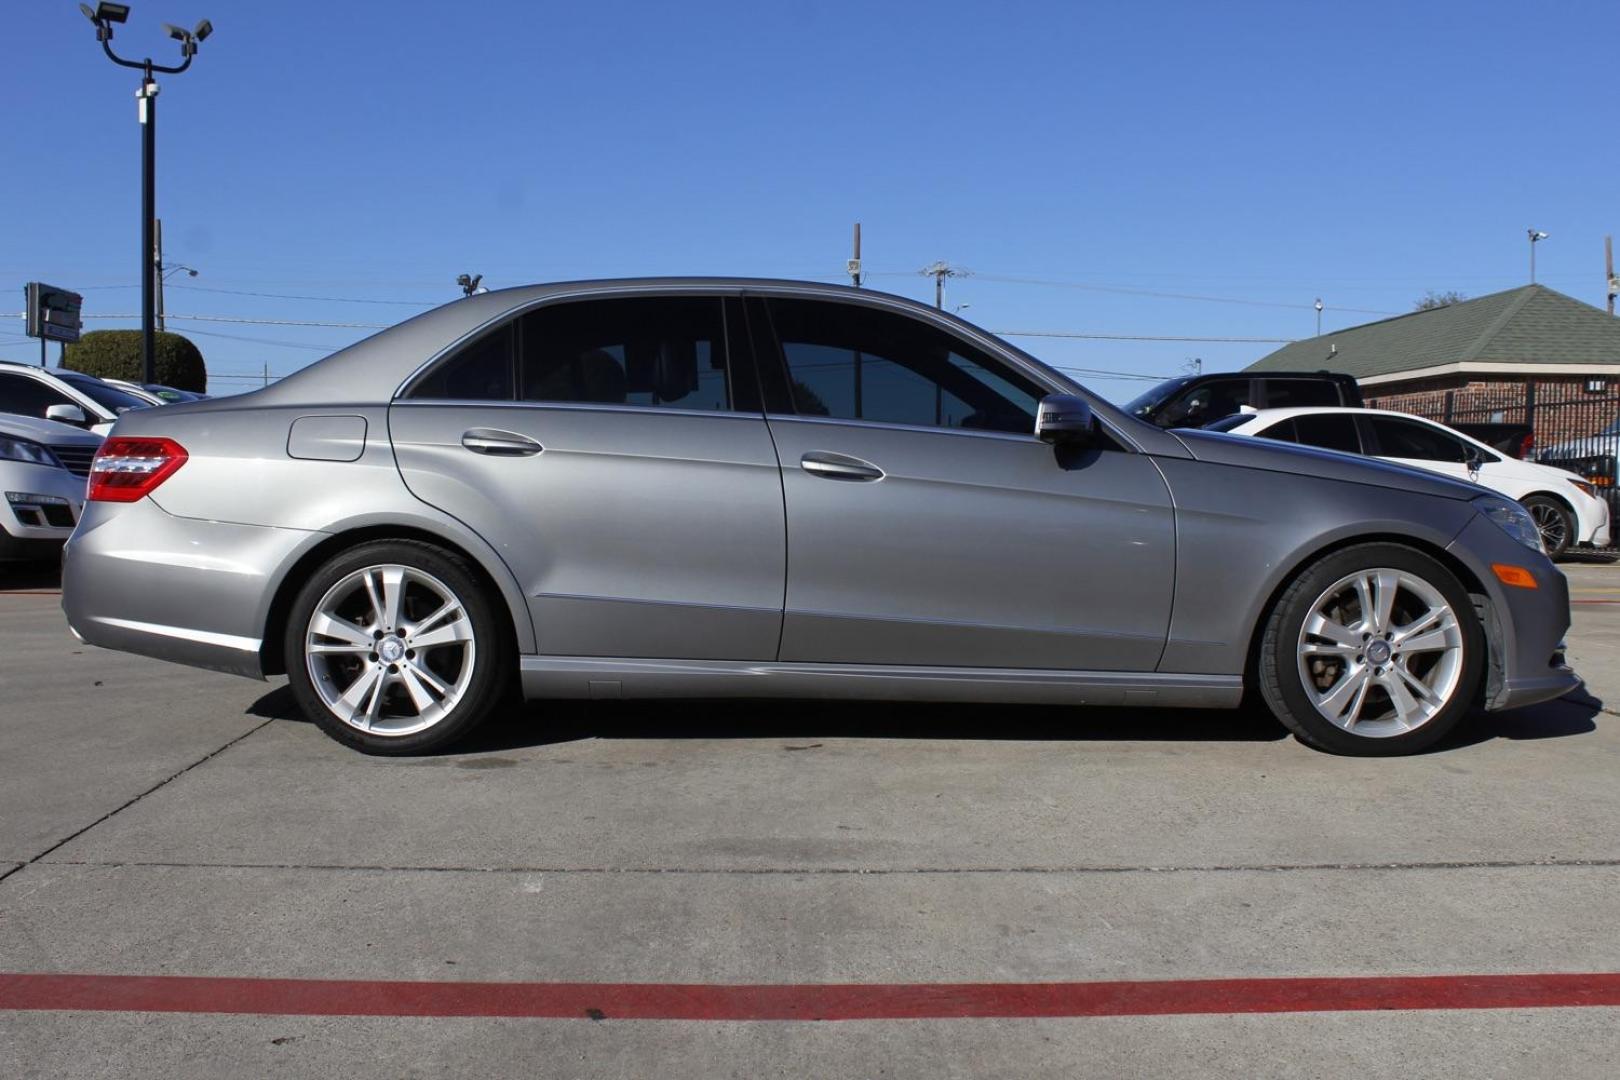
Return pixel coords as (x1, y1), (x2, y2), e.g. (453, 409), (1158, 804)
(0, 361), (202, 562)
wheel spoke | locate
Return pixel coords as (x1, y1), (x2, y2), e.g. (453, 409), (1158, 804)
(398, 665), (438, 713)
(1304, 612), (1361, 649)
(1301, 640), (1358, 659)
(1381, 669), (1424, 728)
(1315, 663), (1370, 719)
(1371, 570), (1400, 635)
(405, 660), (448, 696)
(335, 665), (384, 730)
(309, 612), (372, 649)
(378, 566), (407, 631)
(410, 612), (473, 650)
(408, 602), (456, 640)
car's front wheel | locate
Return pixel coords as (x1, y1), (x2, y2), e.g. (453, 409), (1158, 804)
(284, 539), (512, 754)
(1520, 495), (1572, 560)
(1257, 543), (1484, 756)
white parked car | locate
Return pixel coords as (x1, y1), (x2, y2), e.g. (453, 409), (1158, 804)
(0, 361), (154, 436)
(0, 413), (101, 562)
(1209, 407), (1612, 558)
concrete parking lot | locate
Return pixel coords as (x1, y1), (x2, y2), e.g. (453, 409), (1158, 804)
(2, 561), (1618, 1078)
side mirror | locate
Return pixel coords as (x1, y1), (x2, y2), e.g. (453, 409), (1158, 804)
(45, 403), (88, 427)
(1035, 394), (1096, 446)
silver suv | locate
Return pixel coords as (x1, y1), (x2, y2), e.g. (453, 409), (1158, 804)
(61, 280), (1577, 756)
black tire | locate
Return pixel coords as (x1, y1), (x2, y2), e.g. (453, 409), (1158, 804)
(1257, 542), (1484, 756)
(283, 539), (513, 755)
(1520, 495), (1573, 560)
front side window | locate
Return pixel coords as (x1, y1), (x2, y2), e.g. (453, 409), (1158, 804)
(1158, 379), (1252, 428)
(53, 372), (151, 414)
(1369, 417), (1466, 462)
(764, 299), (1040, 434)
(1256, 418), (1298, 443)
(519, 297), (731, 411)
(0, 373), (77, 419)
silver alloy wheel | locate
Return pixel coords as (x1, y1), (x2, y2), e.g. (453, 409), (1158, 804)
(1295, 568), (1465, 738)
(304, 564), (478, 737)
(1527, 502), (1568, 552)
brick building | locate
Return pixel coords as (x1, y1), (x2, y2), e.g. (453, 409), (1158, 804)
(1247, 285), (1620, 446)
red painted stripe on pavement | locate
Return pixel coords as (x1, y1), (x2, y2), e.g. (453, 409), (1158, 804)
(3, 972), (1620, 1021)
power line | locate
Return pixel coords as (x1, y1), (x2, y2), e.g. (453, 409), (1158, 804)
(2, 312), (391, 329)
(167, 283), (438, 306)
(181, 327), (348, 351)
(995, 329), (1294, 343)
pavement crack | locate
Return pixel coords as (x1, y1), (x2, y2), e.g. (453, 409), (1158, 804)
(32, 856), (1620, 877)
(0, 719), (276, 888)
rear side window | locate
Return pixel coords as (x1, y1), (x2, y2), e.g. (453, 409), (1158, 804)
(1291, 414), (1362, 454)
(1256, 418), (1298, 442)
(519, 297), (733, 411)
(1263, 379), (1344, 409)
(409, 324), (515, 400)
(1368, 417), (1466, 462)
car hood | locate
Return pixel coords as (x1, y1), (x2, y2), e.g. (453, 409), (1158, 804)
(0, 412), (104, 449)
(1172, 428), (1485, 501)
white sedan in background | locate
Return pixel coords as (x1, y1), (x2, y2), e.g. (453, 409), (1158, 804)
(1209, 407), (1611, 558)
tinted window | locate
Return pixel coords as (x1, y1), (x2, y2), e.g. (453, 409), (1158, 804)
(1158, 379), (1251, 428)
(53, 372), (152, 413)
(410, 324), (515, 400)
(1256, 418), (1298, 442)
(1369, 417), (1466, 462)
(1263, 379), (1344, 409)
(519, 297), (732, 411)
(1292, 414), (1362, 454)
(0, 373), (76, 419)
(764, 299), (1040, 434)
(1203, 413), (1255, 433)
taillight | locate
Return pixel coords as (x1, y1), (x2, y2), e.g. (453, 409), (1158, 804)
(1518, 433), (1535, 459)
(88, 437), (189, 503)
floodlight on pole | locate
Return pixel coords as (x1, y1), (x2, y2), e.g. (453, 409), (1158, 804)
(1528, 229), (1548, 284)
(80, 2), (213, 384)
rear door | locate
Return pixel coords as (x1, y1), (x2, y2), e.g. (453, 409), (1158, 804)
(389, 293), (786, 660)
(755, 296), (1176, 671)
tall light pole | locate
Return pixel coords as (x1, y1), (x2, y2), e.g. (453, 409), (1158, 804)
(1528, 229), (1548, 284)
(79, 3), (213, 384)
(1314, 298), (1324, 337)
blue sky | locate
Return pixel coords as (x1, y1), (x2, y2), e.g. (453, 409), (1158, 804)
(2, 0), (1615, 401)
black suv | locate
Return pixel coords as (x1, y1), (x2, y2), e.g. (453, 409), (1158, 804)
(1125, 371), (1362, 429)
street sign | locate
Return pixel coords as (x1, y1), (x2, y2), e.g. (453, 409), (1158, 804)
(24, 282), (84, 345)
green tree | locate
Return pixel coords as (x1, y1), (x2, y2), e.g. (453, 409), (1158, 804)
(61, 330), (207, 393)
(1414, 290), (1468, 311)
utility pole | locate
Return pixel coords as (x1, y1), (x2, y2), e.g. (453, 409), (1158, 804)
(847, 223), (862, 287)
(80, 5), (214, 384)
(1606, 235), (1617, 316)
(920, 261), (966, 309)
(1528, 228), (1548, 284)
(154, 217), (164, 333)
(1314, 298), (1324, 337)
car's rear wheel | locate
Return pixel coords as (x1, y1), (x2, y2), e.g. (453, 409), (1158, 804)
(1257, 543), (1483, 756)
(284, 540), (511, 754)
(1520, 495), (1572, 559)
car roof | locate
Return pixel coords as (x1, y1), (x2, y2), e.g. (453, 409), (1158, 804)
(1225, 405), (1448, 426)
(252, 277), (1072, 406)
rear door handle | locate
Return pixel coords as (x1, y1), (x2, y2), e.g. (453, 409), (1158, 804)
(461, 429), (543, 456)
(801, 451), (884, 482)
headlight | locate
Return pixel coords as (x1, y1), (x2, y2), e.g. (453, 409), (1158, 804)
(1474, 495), (1543, 553)
(1570, 479), (1597, 498)
(0, 436), (63, 469)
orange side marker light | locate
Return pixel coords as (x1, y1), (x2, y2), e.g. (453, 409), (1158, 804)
(1492, 564), (1539, 589)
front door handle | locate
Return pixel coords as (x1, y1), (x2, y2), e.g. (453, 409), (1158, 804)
(801, 451), (884, 482)
(461, 429), (543, 456)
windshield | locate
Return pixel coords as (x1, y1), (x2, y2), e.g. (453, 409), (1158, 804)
(55, 372), (154, 414)
(1123, 376), (1191, 419)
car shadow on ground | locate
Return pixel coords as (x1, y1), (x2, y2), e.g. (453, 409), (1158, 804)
(0, 562), (63, 591)
(248, 684), (1602, 756)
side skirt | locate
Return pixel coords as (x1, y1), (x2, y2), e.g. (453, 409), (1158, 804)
(518, 657), (1243, 709)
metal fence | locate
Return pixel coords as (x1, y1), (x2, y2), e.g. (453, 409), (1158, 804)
(1369, 381), (1620, 552)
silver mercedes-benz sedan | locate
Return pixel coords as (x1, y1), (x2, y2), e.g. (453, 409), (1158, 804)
(61, 279), (1577, 756)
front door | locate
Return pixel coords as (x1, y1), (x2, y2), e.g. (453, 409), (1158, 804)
(390, 294), (785, 661)
(756, 297), (1176, 671)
